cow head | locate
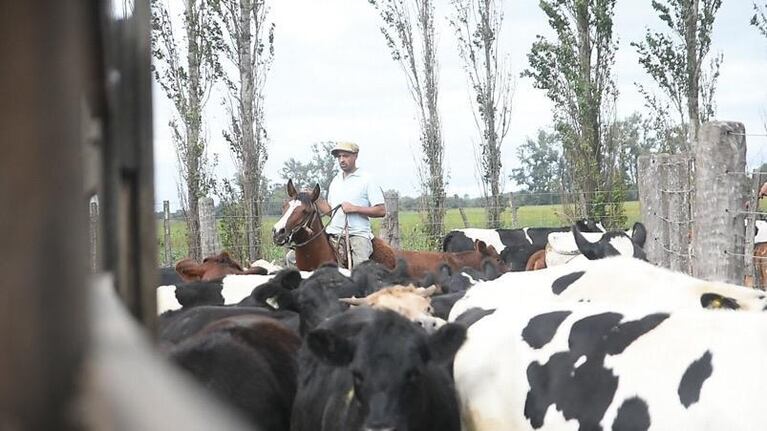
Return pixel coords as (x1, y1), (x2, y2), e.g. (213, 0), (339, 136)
(307, 310), (466, 430)
(340, 284), (443, 333)
(280, 266), (360, 335)
(572, 222), (647, 261)
(474, 240), (509, 274)
(174, 251), (246, 282)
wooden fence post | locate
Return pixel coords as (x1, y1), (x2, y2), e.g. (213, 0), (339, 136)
(692, 121), (748, 284)
(90, 201), (99, 271)
(508, 192), (519, 228)
(665, 154), (692, 273)
(458, 207), (470, 228)
(638, 155), (666, 267)
(380, 191), (401, 249)
(199, 197), (220, 257)
(163, 200), (172, 266)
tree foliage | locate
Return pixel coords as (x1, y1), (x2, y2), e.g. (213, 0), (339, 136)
(279, 142), (338, 193)
(510, 129), (562, 195)
(368, 0), (446, 247)
(210, 0), (275, 261)
(151, 0), (225, 259)
(522, 0), (620, 221)
(449, 0), (513, 228)
(631, 0), (723, 150)
(753, 2), (767, 39)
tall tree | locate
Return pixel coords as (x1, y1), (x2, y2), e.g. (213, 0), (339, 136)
(523, 0), (619, 219)
(152, 0), (223, 260)
(210, 0), (275, 261)
(632, 0), (723, 151)
(368, 0), (446, 247)
(449, 0), (513, 229)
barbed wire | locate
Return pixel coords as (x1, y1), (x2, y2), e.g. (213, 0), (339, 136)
(727, 131), (767, 137)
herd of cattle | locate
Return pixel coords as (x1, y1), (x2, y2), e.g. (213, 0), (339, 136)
(155, 220), (767, 431)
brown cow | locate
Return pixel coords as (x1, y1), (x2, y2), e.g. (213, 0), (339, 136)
(396, 240), (508, 279)
(339, 285), (443, 332)
(175, 251), (267, 282)
(525, 249), (547, 271)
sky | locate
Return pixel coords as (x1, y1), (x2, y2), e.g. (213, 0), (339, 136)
(152, 0), (767, 211)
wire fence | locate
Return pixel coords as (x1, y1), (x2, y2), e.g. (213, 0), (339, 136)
(150, 189), (644, 268)
(638, 122), (767, 289)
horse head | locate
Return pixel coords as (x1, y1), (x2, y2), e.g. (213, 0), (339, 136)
(272, 179), (322, 246)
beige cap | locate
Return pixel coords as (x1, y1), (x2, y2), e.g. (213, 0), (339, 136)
(330, 142), (359, 156)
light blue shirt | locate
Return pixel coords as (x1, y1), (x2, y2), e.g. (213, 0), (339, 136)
(326, 168), (385, 239)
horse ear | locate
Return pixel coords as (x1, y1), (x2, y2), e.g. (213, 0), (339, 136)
(631, 222), (647, 248)
(311, 183), (321, 202)
(572, 225), (601, 260)
(287, 179), (297, 198)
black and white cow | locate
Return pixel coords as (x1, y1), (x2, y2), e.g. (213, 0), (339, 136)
(454, 301), (767, 430)
(442, 220), (605, 271)
(291, 307), (467, 431)
(449, 255), (767, 320)
(545, 222), (647, 267)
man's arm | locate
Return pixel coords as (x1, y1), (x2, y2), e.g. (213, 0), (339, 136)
(341, 202), (386, 218)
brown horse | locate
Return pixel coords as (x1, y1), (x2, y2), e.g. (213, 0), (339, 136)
(272, 180), (396, 271)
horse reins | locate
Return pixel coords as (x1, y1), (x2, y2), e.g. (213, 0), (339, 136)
(288, 203), (342, 248)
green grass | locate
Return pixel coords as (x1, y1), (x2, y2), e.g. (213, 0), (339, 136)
(157, 201), (642, 265)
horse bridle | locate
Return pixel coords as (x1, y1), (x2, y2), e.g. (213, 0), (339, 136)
(286, 202), (342, 248)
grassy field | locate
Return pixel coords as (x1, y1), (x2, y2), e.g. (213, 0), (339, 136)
(157, 201), (642, 265)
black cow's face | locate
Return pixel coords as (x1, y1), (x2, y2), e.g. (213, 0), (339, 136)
(308, 310), (466, 430)
(294, 267), (360, 334)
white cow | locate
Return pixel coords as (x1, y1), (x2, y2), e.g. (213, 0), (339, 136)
(449, 255), (767, 321)
(454, 300), (767, 430)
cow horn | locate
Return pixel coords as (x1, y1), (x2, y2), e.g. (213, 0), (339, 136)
(572, 224), (601, 260)
(339, 297), (367, 306)
(416, 285), (438, 297)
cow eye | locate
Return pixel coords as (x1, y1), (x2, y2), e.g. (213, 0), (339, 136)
(352, 370), (364, 386)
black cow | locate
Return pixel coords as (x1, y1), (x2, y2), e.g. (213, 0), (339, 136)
(158, 305), (300, 346)
(257, 263), (362, 335)
(442, 219), (605, 271)
(292, 307), (467, 431)
(169, 315), (301, 431)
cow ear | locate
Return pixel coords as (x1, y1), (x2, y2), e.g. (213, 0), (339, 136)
(426, 323), (466, 364)
(287, 179), (297, 198)
(277, 269), (302, 291)
(175, 258), (206, 282)
(475, 240), (487, 254)
(631, 222), (647, 248)
(311, 183), (321, 202)
(308, 328), (355, 366)
(572, 225), (602, 260)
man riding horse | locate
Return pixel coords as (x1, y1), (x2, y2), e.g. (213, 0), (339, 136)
(316, 142), (386, 269)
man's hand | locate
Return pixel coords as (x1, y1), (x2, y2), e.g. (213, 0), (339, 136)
(341, 202), (357, 214)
